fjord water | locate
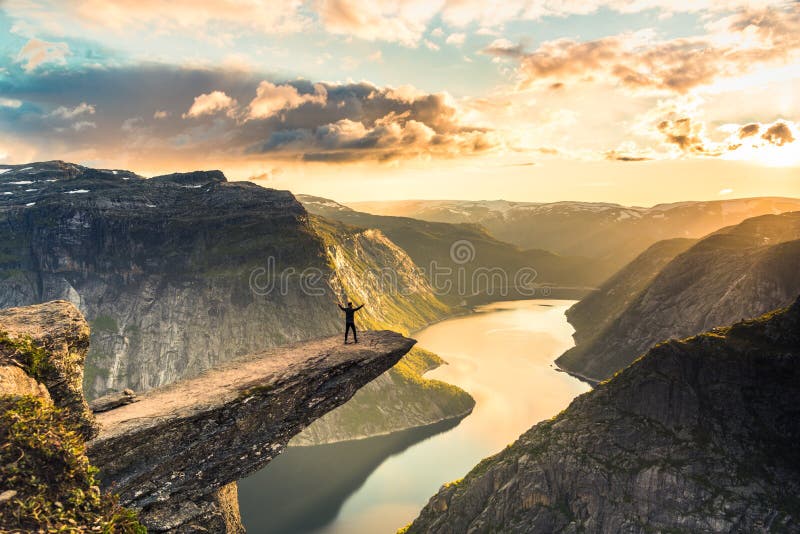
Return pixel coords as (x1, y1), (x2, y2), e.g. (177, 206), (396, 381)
(239, 300), (590, 533)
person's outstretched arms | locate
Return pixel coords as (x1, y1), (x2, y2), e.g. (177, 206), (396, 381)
(355, 304), (364, 311)
(338, 304), (346, 311)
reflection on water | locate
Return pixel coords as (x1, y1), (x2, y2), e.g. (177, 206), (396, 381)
(238, 418), (463, 534)
(239, 300), (590, 533)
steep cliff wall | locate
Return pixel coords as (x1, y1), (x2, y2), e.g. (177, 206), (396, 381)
(406, 298), (800, 533)
(0, 162), (340, 398)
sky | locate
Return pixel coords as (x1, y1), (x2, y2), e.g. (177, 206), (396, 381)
(0, 0), (798, 205)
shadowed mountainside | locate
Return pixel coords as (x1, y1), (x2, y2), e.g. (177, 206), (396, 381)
(566, 237), (698, 346)
(557, 211), (800, 382)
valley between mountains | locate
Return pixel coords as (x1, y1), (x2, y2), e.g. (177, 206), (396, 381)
(1, 160), (799, 533)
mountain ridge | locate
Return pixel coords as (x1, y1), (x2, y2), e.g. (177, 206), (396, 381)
(558, 211), (800, 382)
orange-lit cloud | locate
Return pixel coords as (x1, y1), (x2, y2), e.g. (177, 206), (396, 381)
(0, 65), (499, 165)
(15, 38), (70, 72)
(183, 91), (237, 118)
(246, 82), (328, 120)
(486, 5), (800, 94)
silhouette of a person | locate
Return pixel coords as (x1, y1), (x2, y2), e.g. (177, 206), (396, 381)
(339, 301), (364, 344)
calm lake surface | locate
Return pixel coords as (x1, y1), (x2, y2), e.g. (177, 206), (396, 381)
(239, 299), (590, 533)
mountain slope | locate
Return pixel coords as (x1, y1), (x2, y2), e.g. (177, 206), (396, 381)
(406, 297), (800, 533)
(300, 195), (609, 302)
(351, 197), (800, 274)
(557, 212), (800, 382)
(566, 237), (697, 345)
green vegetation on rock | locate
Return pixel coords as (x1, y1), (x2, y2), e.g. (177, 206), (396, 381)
(0, 331), (52, 384)
(0, 395), (145, 533)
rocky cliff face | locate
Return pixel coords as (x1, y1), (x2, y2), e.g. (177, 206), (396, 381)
(1, 301), (144, 532)
(558, 212), (800, 382)
(0, 161), (341, 398)
(0, 300), (96, 438)
(406, 297), (800, 533)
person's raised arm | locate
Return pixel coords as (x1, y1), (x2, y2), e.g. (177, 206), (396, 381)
(338, 304), (346, 311)
(355, 304), (364, 311)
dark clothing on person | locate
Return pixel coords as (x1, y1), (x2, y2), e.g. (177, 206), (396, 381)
(339, 304), (363, 343)
(345, 323), (357, 343)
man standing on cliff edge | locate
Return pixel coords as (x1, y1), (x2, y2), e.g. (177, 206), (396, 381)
(339, 301), (364, 344)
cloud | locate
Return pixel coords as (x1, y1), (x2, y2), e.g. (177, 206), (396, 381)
(657, 116), (723, 155)
(0, 64), (497, 166)
(51, 102), (95, 119)
(648, 111), (800, 161)
(256, 110), (498, 163)
(314, 0), (439, 46)
(183, 91), (237, 118)
(496, 5), (800, 94)
(446, 33), (466, 46)
(71, 121), (96, 131)
(5, 0), (791, 50)
(481, 39), (525, 57)
(16, 38), (70, 72)
(41, 0), (308, 34)
(424, 39), (440, 51)
(605, 150), (652, 162)
(247, 84), (500, 162)
(738, 123), (760, 138)
(246, 82), (327, 120)
(761, 121), (795, 146)
(0, 98), (23, 109)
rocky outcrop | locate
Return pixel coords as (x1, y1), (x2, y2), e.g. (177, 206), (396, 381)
(558, 212), (800, 382)
(0, 300), (96, 438)
(0, 301), (144, 532)
(87, 330), (415, 530)
(89, 388), (138, 412)
(406, 297), (800, 533)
